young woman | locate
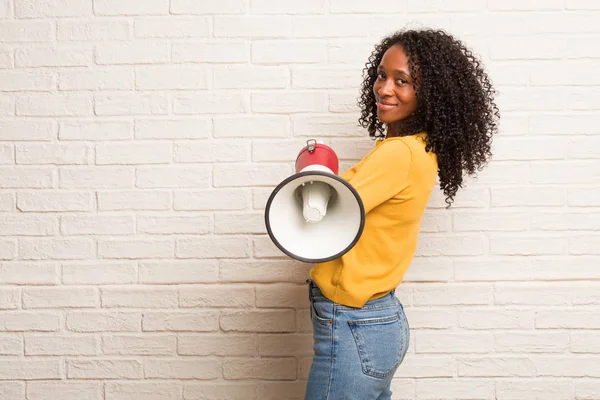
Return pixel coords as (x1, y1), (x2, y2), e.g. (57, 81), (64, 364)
(305, 28), (500, 399)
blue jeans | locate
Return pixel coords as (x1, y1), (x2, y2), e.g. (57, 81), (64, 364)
(305, 279), (410, 400)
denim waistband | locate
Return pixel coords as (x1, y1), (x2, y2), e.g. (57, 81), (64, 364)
(306, 278), (396, 306)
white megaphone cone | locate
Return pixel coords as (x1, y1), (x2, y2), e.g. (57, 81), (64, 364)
(264, 139), (365, 263)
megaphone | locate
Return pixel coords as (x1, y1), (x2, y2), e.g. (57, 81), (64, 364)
(264, 139), (365, 263)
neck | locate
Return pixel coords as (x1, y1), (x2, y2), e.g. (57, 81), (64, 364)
(385, 114), (425, 139)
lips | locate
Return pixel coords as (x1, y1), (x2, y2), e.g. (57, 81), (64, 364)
(377, 101), (398, 111)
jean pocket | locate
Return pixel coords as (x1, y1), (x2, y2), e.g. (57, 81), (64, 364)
(310, 298), (333, 326)
(347, 312), (408, 378)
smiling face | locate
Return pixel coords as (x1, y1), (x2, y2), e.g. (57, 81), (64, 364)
(372, 44), (418, 127)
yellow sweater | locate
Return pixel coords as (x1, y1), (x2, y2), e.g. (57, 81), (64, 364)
(309, 133), (438, 308)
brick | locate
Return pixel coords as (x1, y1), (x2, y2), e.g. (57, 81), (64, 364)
(330, 0), (404, 12)
(94, 93), (168, 116)
(0, 167), (53, 189)
(252, 41), (325, 64)
(16, 143), (88, 165)
(143, 311), (219, 332)
(172, 41), (249, 63)
(327, 91), (361, 114)
(61, 215), (134, 235)
(17, 94), (92, 116)
(214, 212), (264, 234)
(214, 164), (290, 187)
(27, 382), (101, 400)
(531, 161), (600, 184)
(0, 193), (13, 212)
(0, 262), (59, 284)
(67, 311), (141, 332)
(496, 379), (573, 400)
(185, 383), (257, 400)
(458, 357), (536, 377)
(58, 19), (131, 41)
(23, 287), (98, 308)
(173, 92), (248, 114)
(105, 382), (181, 400)
(139, 260), (218, 284)
(62, 262), (137, 284)
(454, 258), (529, 282)
(491, 235), (568, 256)
(136, 166), (210, 188)
(416, 379), (494, 400)
(416, 332), (493, 354)
(95, 41), (169, 65)
(102, 335), (176, 356)
(576, 380), (600, 399)
(59, 120), (132, 140)
(488, 0), (563, 10)
(495, 283), (575, 306)
(101, 287), (177, 308)
(214, 66), (288, 89)
(179, 284), (254, 308)
(568, 136), (600, 158)
(97, 190), (171, 211)
(175, 140), (247, 163)
(531, 60), (600, 86)
(15, 45), (91, 67)
(495, 333), (570, 353)
(0, 48), (10, 69)
(17, 191), (92, 212)
(96, 141), (171, 165)
(144, 358), (221, 380)
(67, 360), (143, 379)
(58, 69), (133, 90)
(224, 357), (296, 380)
(572, 332), (600, 353)
(536, 310), (600, 329)
(492, 186), (565, 207)
(0, 121), (56, 141)
(214, 116), (289, 138)
(0, 334), (22, 355)
(292, 67), (360, 89)
(450, 14), (529, 36)
(135, 119), (210, 140)
(135, 16), (209, 38)
(251, 0), (325, 13)
(0, 239), (15, 259)
(252, 91), (327, 114)
(416, 234), (485, 256)
(138, 215), (211, 235)
(0, 145), (12, 164)
(292, 115), (363, 137)
(0, 95), (14, 116)
(136, 66), (208, 90)
(174, 189), (248, 211)
(220, 310), (295, 333)
(453, 212), (528, 232)
(15, 0), (92, 17)
(0, 383), (24, 399)
(531, 212), (600, 231)
(396, 356), (454, 378)
(327, 40), (376, 65)
(255, 285), (305, 309)
(60, 167), (133, 189)
(0, 360), (61, 380)
(293, 16), (370, 38)
(176, 237), (250, 259)
(492, 136), (566, 160)
(0, 288), (20, 309)
(490, 37), (566, 60)
(25, 335), (98, 355)
(569, 187), (600, 206)
(0, 71), (54, 91)
(19, 238), (93, 260)
(251, 139), (310, 162)
(219, 260), (295, 283)
(179, 334), (256, 356)
(0, 312), (59, 331)
(98, 239), (174, 259)
(530, 114), (600, 135)
(258, 334), (311, 357)
(414, 285), (492, 306)
(0, 216), (57, 236)
(533, 357), (600, 377)
(403, 307), (455, 330)
(568, 36), (600, 58)
(252, 236), (286, 258)
(170, 0), (245, 14)
(94, 0), (168, 15)
(215, 16), (291, 38)
(571, 236), (600, 255)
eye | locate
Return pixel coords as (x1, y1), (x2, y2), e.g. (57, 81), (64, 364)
(377, 72), (386, 80)
(396, 78), (408, 86)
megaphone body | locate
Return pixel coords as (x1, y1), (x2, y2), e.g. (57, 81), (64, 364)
(264, 140), (365, 263)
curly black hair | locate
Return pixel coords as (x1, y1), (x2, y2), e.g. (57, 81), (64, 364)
(358, 28), (500, 206)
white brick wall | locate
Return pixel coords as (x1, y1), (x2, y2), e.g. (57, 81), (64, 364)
(0, 0), (597, 398)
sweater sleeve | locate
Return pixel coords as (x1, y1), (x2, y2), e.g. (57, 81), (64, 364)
(345, 139), (412, 214)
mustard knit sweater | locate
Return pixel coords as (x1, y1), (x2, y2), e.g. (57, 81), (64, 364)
(309, 133), (438, 308)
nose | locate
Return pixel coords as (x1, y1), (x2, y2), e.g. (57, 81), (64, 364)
(378, 77), (394, 97)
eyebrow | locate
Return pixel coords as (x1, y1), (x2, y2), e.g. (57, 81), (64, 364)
(377, 65), (411, 77)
